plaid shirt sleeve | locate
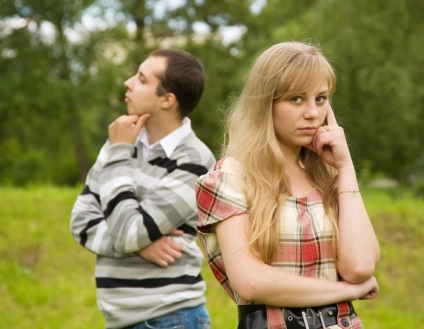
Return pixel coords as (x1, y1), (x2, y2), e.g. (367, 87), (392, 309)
(196, 157), (248, 232)
(195, 157), (248, 303)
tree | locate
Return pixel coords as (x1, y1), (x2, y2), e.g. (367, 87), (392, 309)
(270, 0), (424, 181)
(1, 0), (422, 184)
(117, 0), (258, 154)
(0, 0), (128, 184)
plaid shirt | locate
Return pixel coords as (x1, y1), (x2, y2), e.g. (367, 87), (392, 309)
(196, 157), (363, 328)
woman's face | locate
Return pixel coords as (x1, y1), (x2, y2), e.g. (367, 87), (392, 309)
(272, 82), (330, 154)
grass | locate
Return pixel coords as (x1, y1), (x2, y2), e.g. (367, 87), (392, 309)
(0, 185), (423, 328)
(0, 186), (101, 328)
(353, 187), (424, 327)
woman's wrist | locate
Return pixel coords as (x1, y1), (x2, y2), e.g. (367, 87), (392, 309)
(337, 164), (359, 191)
(336, 161), (356, 175)
(338, 190), (360, 197)
(340, 280), (363, 302)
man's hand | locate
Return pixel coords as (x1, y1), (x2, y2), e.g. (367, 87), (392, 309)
(108, 113), (151, 145)
(138, 229), (184, 267)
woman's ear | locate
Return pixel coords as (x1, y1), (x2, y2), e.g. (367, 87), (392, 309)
(161, 92), (177, 109)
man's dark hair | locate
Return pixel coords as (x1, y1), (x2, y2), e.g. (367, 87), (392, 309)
(150, 49), (205, 118)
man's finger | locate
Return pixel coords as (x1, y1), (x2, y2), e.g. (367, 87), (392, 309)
(135, 113), (151, 130)
(169, 229), (184, 236)
(169, 239), (184, 252)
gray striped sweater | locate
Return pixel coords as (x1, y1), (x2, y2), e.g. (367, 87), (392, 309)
(70, 129), (215, 328)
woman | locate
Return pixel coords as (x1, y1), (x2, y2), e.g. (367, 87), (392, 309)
(195, 42), (380, 329)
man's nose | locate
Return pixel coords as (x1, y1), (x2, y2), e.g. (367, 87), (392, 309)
(124, 76), (134, 88)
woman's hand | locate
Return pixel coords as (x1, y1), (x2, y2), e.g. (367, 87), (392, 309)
(306, 106), (353, 170)
(340, 276), (379, 302)
(357, 276), (379, 300)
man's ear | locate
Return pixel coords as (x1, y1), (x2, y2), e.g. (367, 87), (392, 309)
(161, 92), (177, 109)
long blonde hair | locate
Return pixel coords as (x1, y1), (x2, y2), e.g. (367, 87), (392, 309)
(224, 42), (339, 264)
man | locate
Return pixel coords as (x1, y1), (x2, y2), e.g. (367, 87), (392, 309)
(70, 49), (215, 329)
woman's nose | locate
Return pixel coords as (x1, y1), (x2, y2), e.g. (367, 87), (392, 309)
(304, 102), (319, 118)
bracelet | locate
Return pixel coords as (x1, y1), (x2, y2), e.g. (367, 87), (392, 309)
(338, 190), (360, 197)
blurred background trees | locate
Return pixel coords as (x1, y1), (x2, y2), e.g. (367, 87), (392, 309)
(1, 0), (423, 186)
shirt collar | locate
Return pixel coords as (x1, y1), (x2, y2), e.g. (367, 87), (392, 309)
(139, 117), (192, 158)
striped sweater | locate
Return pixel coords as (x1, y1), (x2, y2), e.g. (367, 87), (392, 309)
(70, 127), (215, 328)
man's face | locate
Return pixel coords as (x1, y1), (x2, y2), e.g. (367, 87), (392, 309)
(124, 56), (167, 116)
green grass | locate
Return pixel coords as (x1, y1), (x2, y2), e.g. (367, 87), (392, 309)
(0, 185), (423, 328)
(0, 186), (102, 328)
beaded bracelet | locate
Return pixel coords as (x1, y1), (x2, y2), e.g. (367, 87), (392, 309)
(338, 190), (360, 197)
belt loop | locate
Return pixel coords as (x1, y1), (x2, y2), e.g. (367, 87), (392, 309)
(317, 311), (327, 329)
(301, 311), (310, 329)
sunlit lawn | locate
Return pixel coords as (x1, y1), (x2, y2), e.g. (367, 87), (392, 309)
(0, 186), (423, 328)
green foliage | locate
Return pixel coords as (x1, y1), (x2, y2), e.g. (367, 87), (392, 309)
(1, 0), (423, 184)
(268, 0), (424, 181)
(412, 177), (424, 197)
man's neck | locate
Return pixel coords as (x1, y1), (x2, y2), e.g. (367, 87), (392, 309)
(144, 116), (184, 145)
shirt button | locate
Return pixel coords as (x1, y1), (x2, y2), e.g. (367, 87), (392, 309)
(341, 318), (350, 327)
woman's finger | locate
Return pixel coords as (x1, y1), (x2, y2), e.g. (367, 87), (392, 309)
(325, 105), (338, 127)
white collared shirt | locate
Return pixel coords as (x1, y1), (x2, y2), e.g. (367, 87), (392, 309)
(138, 117), (192, 159)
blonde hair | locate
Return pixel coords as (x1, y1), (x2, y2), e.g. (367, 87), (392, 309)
(224, 42), (339, 264)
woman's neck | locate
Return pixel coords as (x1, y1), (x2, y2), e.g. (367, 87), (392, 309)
(283, 149), (313, 198)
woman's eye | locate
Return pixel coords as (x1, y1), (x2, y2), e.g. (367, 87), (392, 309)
(316, 96), (328, 103)
(291, 96), (302, 103)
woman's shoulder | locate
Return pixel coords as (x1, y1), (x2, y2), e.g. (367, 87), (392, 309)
(211, 156), (245, 176)
(196, 156), (249, 229)
(197, 156), (247, 199)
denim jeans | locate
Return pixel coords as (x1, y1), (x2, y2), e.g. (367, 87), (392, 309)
(123, 304), (210, 329)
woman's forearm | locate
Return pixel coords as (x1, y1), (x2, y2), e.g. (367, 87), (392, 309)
(336, 165), (380, 283)
(216, 214), (379, 307)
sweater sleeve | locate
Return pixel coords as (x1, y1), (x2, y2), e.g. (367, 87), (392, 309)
(98, 141), (213, 254)
(70, 141), (127, 258)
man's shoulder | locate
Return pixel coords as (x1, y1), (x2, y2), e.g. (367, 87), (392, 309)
(174, 132), (216, 167)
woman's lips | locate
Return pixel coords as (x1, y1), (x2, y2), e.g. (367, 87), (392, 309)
(299, 127), (317, 135)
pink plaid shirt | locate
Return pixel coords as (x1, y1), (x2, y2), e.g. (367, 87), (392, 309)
(196, 157), (363, 328)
